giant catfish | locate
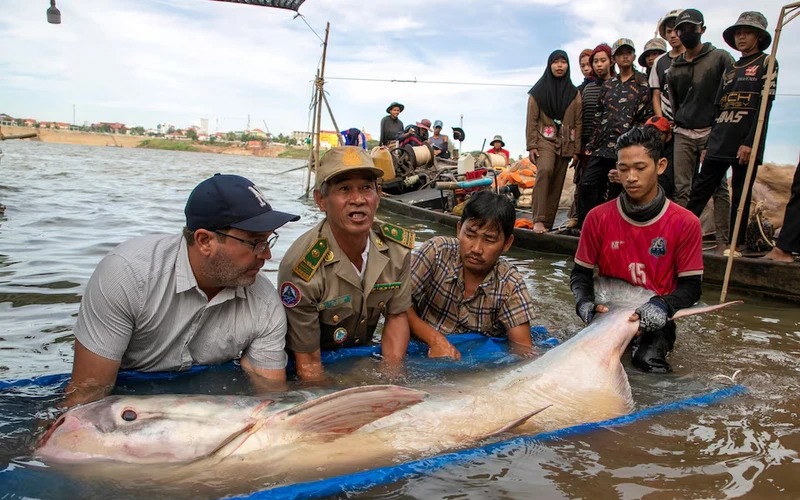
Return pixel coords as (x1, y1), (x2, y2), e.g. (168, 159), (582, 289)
(35, 279), (740, 494)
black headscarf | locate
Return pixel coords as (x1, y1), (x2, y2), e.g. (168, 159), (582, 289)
(528, 50), (578, 122)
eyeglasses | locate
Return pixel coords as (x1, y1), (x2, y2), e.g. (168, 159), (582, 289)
(213, 230), (278, 254)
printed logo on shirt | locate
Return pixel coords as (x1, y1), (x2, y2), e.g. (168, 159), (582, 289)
(280, 281), (302, 308)
(745, 65), (758, 77)
(542, 126), (556, 139)
(611, 241), (624, 250)
(649, 237), (667, 258)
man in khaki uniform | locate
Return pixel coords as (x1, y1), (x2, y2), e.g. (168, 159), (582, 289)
(277, 146), (414, 381)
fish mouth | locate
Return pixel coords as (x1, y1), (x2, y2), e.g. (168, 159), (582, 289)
(36, 414), (67, 449)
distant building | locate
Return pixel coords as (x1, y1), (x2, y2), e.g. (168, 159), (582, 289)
(291, 130), (312, 143)
(196, 118), (209, 135)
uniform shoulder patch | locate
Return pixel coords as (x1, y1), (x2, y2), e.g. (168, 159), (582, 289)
(293, 238), (329, 282)
(280, 281), (302, 308)
(380, 223), (415, 249)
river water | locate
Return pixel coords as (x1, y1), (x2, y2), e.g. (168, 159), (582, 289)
(0, 141), (798, 499)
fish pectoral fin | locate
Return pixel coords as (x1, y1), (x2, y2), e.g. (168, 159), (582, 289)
(671, 300), (742, 320)
(485, 404), (553, 438)
(276, 384), (427, 438)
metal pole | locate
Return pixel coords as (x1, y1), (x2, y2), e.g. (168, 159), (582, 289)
(720, 4), (796, 301)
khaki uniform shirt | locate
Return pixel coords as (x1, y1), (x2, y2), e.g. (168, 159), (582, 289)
(277, 219), (413, 352)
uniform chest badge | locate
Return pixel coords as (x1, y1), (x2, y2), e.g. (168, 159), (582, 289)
(745, 65), (758, 77)
(280, 281), (302, 308)
(333, 327), (348, 344)
(543, 126), (556, 139)
(650, 237), (667, 258)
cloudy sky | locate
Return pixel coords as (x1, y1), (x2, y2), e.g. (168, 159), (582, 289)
(2, 0), (799, 164)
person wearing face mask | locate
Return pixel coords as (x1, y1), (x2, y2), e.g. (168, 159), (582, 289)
(666, 9), (735, 249)
(526, 50), (582, 234)
(650, 9), (684, 122)
(686, 12), (778, 256)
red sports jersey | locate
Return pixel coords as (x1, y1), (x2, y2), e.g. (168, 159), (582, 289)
(575, 198), (703, 295)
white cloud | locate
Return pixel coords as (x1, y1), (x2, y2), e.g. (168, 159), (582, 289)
(1, 0), (797, 163)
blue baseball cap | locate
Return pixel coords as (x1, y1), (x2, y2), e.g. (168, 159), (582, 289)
(185, 174), (300, 232)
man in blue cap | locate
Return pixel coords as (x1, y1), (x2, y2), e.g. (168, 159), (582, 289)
(64, 174), (300, 407)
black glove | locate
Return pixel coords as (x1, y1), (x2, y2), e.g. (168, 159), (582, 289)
(576, 298), (597, 325)
(634, 297), (672, 333)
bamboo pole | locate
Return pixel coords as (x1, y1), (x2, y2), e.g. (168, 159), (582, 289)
(305, 22), (331, 199)
(720, 3), (798, 302)
(303, 69), (320, 197)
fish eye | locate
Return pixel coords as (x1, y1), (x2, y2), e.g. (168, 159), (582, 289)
(121, 409), (137, 422)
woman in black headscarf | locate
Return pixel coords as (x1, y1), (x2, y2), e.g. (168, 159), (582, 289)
(525, 49), (582, 233)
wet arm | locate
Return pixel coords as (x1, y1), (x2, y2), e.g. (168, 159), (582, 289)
(63, 340), (121, 408)
(294, 350), (325, 383)
(381, 312), (410, 364)
(507, 323), (533, 348)
(240, 357), (287, 392)
(408, 307), (460, 359)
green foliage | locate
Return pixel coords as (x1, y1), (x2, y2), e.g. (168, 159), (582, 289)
(278, 148), (312, 159)
(366, 139), (379, 150)
(185, 128), (198, 141)
(129, 126), (146, 136)
(138, 139), (200, 152)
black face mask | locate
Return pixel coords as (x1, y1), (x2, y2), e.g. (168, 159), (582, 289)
(679, 30), (702, 49)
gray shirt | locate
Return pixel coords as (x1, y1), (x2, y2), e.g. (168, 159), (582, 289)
(73, 234), (287, 372)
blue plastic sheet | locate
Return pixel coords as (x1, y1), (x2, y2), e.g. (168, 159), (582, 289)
(0, 328), (558, 391)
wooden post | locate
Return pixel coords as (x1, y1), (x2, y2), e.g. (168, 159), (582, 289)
(720, 3), (799, 301)
(304, 22), (331, 199)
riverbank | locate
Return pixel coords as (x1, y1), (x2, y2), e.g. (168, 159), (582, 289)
(0, 125), (313, 159)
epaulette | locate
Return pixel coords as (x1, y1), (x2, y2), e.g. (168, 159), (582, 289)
(380, 222), (415, 249)
(293, 238), (329, 282)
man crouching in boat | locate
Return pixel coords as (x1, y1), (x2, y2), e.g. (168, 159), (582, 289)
(408, 191), (537, 360)
(277, 146), (414, 382)
(571, 126), (703, 373)
(65, 174), (300, 407)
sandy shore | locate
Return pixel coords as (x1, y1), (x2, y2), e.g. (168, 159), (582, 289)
(0, 125), (293, 157)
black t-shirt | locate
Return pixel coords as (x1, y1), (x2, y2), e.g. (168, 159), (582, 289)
(705, 52), (777, 162)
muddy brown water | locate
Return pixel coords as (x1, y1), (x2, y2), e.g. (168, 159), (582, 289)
(0, 142), (797, 499)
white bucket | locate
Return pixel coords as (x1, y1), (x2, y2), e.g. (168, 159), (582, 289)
(457, 154), (475, 175)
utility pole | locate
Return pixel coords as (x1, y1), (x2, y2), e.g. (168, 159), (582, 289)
(72, 104), (76, 126)
(247, 114), (250, 132)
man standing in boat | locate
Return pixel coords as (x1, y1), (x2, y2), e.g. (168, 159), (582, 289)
(408, 191), (537, 360)
(65, 174), (300, 407)
(278, 146), (413, 382)
(571, 126), (703, 373)
(486, 135), (510, 165)
(379, 102), (405, 148)
(667, 8), (733, 247)
(686, 11), (778, 257)
(578, 38), (652, 228)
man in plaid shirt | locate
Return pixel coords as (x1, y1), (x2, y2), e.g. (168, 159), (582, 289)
(408, 192), (537, 360)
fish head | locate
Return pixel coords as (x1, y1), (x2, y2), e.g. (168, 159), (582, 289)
(35, 395), (270, 464)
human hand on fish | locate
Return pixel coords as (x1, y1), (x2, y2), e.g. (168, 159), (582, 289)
(629, 297), (671, 333)
(576, 299), (608, 324)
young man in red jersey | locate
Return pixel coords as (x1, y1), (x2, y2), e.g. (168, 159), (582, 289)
(570, 126), (703, 373)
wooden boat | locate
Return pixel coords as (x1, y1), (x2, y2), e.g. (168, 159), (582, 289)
(379, 190), (800, 303)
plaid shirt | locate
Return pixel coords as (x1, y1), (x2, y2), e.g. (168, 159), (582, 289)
(410, 236), (536, 336)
